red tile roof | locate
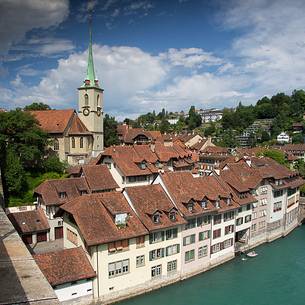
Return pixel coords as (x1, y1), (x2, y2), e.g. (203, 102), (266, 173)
(34, 177), (90, 206)
(34, 247), (95, 286)
(125, 184), (187, 231)
(30, 109), (74, 134)
(59, 192), (148, 246)
(67, 115), (91, 135)
(81, 164), (118, 191)
(8, 208), (50, 234)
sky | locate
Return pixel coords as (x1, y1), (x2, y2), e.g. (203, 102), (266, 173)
(1, 0), (305, 120)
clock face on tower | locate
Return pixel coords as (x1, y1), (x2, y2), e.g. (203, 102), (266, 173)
(83, 108), (90, 116)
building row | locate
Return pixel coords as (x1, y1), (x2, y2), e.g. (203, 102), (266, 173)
(26, 156), (303, 303)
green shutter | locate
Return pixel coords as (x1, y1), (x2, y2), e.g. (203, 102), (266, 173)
(177, 244), (180, 253)
(191, 234), (195, 244)
(173, 228), (178, 238)
(149, 234), (153, 244)
(183, 237), (186, 246)
(161, 231), (165, 241)
(149, 251), (153, 261)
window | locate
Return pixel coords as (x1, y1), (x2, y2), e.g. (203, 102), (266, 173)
(151, 265), (162, 278)
(80, 137), (84, 148)
(187, 202), (194, 212)
(245, 215), (252, 223)
(214, 214), (221, 225)
(199, 230), (210, 241)
(259, 221), (266, 229)
(260, 198), (267, 206)
(136, 235), (145, 248)
(251, 223), (257, 231)
(84, 94), (89, 106)
(236, 217), (243, 226)
(288, 188), (297, 196)
(97, 94), (100, 107)
(128, 175), (148, 183)
(253, 212), (257, 219)
(53, 138), (59, 151)
(108, 259), (129, 278)
(183, 234), (195, 246)
(152, 213), (161, 224)
(274, 190), (283, 198)
(185, 218), (196, 230)
(260, 186), (268, 194)
(185, 249), (195, 262)
(71, 137), (76, 148)
(223, 238), (233, 249)
(149, 248), (165, 261)
(136, 255), (145, 267)
(215, 200), (220, 208)
(213, 228), (221, 239)
(169, 211), (177, 222)
(108, 240), (129, 253)
(149, 231), (164, 244)
(166, 244), (180, 256)
(166, 228), (178, 240)
(200, 200), (207, 209)
(59, 192), (67, 199)
(225, 225), (234, 235)
(224, 211), (234, 221)
(273, 201), (282, 212)
(211, 243), (221, 254)
(226, 198), (232, 205)
(139, 162), (146, 169)
(246, 204), (251, 210)
(238, 207), (243, 213)
(167, 260), (177, 273)
(198, 245), (208, 258)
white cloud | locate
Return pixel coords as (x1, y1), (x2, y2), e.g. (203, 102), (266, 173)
(160, 48), (223, 68)
(0, 0), (69, 54)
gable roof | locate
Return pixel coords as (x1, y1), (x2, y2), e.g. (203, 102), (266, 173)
(34, 177), (90, 206)
(59, 192), (148, 246)
(8, 208), (50, 234)
(125, 184), (186, 231)
(67, 115), (91, 135)
(30, 109), (74, 134)
(34, 247), (95, 286)
(81, 164), (119, 191)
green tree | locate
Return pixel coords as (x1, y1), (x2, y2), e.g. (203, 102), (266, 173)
(24, 102), (51, 111)
(259, 149), (287, 166)
(186, 106), (202, 130)
(104, 114), (119, 147)
(159, 118), (170, 133)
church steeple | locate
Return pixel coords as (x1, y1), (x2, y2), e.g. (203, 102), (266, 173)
(83, 14), (99, 88)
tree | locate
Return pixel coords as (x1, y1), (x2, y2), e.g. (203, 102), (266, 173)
(260, 131), (270, 143)
(204, 123), (216, 136)
(159, 118), (170, 134)
(259, 149), (287, 166)
(104, 114), (119, 147)
(294, 159), (305, 177)
(292, 133), (304, 144)
(24, 102), (51, 111)
(186, 106), (202, 130)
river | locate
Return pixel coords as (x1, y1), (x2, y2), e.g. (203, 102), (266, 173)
(118, 226), (305, 305)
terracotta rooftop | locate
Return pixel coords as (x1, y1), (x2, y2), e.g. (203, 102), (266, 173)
(34, 177), (90, 206)
(81, 164), (119, 191)
(30, 109), (74, 134)
(67, 115), (91, 135)
(281, 144), (305, 152)
(59, 192), (148, 246)
(8, 208), (50, 234)
(125, 184), (187, 231)
(34, 247), (95, 286)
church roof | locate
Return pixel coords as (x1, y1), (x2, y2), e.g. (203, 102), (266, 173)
(30, 109), (74, 134)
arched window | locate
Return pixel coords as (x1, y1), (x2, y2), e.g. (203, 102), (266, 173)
(53, 138), (59, 151)
(84, 94), (89, 106)
(71, 137), (75, 148)
(80, 137), (84, 148)
(97, 94), (100, 107)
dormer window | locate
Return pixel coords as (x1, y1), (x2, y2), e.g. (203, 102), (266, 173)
(80, 190), (87, 196)
(139, 161), (146, 169)
(215, 200), (220, 209)
(187, 202), (194, 212)
(115, 213), (128, 227)
(59, 192), (67, 199)
(200, 200), (207, 209)
(169, 211), (177, 222)
(152, 212), (160, 224)
(227, 198), (232, 206)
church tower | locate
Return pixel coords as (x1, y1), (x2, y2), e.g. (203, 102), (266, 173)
(78, 17), (104, 156)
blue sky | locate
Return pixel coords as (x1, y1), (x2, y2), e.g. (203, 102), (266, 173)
(1, 0), (305, 119)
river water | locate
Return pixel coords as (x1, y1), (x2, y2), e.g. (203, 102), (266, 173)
(118, 226), (305, 305)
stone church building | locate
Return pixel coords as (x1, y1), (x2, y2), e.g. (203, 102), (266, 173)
(31, 27), (104, 165)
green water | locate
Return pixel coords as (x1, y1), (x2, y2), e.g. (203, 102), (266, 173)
(118, 226), (305, 305)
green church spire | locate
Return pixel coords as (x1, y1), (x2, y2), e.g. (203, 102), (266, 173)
(84, 13), (99, 87)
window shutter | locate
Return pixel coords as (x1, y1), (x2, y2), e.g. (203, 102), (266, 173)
(161, 231), (165, 241)
(183, 237), (186, 246)
(149, 251), (153, 261)
(161, 248), (165, 257)
(177, 244), (180, 253)
(191, 234), (195, 243)
(173, 228), (178, 238)
(149, 234), (153, 244)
